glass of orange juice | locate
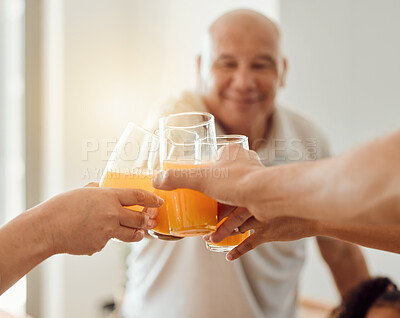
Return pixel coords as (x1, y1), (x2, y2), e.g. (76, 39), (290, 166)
(99, 122), (182, 241)
(159, 112), (218, 237)
(205, 135), (251, 252)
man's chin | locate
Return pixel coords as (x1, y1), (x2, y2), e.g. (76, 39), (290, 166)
(219, 113), (257, 133)
(223, 102), (262, 121)
(228, 101), (259, 113)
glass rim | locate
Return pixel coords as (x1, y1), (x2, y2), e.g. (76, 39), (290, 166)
(216, 135), (248, 145)
(126, 122), (159, 138)
(161, 112), (215, 130)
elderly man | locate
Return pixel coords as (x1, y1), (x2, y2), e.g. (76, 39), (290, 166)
(122, 9), (369, 318)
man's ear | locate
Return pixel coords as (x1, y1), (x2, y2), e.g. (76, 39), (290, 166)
(279, 57), (288, 88)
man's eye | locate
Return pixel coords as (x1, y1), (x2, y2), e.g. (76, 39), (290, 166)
(252, 62), (272, 70)
(218, 61), (237, 68)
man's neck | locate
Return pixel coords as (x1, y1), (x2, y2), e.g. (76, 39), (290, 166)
(222, 112), (274, 150)
(200, 97), (276, 150)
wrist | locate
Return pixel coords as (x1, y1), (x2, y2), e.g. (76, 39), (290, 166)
(243, 164), (297, 220)
(290, 217), (322, 239)
(240, 165), (266, 210)
(29, 201), (59, 257)
(310, 219), (326, 237)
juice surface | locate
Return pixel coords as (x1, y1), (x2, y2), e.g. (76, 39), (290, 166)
(100, 170), (154, 192)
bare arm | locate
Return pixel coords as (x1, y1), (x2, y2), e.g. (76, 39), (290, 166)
(316, 237), (369, 298)
(0, 206), (52, 296)
(153, 130), (400, 255)
(0, 187), (162, 295)
(244, 130), (400, 225)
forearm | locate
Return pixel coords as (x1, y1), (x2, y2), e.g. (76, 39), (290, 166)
(317, 237), (369, 297)
(317, 220), (400, 254)
(0, 206), (53, 295)
(245, 130), (400, 225)
(313, 130), (400, 224)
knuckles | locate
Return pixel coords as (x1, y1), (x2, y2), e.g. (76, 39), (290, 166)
(138, 213), (149, 228)
(127, 229), (141, 242)
(234, 211), (249, 224)
(162, 170), (174, 188)
(135, 190), (146, 203)
(241, 240), (255, 253)
(105, 210), (119, 222)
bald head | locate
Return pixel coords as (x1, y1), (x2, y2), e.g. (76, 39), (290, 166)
(197, 9), (287, 143)
(199, 9), (283, 81)
(210, 9), (280, 42)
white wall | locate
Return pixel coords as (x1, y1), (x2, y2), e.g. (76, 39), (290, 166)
(280, 0), (400, 303)
(0, 0), (26, 314)
(64, 1), (139, 317)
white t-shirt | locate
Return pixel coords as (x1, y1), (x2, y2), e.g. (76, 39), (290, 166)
(122, 91), (330, 318)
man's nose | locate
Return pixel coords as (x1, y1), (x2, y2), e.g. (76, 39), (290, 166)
(231, 67), (257, 92)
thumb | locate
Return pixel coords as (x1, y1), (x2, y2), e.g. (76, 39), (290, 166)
(152, 168), (208, 192)
(84, 182), (99, 187)
(113, 188), (163, 207)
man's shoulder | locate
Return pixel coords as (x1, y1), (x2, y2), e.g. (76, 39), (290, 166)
(277, 105), (325, 137)
(276, 104), (331, 158)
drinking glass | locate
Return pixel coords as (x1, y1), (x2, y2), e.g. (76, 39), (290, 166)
(205, 135), (251, 252)
(99, 122), (182, 241)
(159, 112), (218, 237)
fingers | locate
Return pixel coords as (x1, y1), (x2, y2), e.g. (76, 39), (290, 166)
(113, 227), (145, 242)
(218, 203), (237, 221)
(114, 188), (164, 207)
(119, 208), (156, 229)
(247, 149), (261, 161)
(144, 207), (159, 219)
(237, 217), (259, 233)
(207, 207), (252, 243)
(216, 144), (243, 161)
(216, 144), (260, 163)
(226, 234), (261, 261)
(152, 168), (208, 192)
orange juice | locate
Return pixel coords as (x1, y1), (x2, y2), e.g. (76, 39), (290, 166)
(100, 170), (173, 235)
(152, 189), (173, 235)
(100, 170), (154, 211)
(100, 170), (154, 192)
(162, 162), (218, 237)
(207, 218), (250, 251)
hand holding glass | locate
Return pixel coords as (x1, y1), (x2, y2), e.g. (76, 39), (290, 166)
(99, 122), (182, 241)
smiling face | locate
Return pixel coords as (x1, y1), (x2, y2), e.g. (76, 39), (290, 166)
(198, 10), (287, 135)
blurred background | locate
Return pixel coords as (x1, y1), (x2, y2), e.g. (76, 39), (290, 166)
(0, 0), (399, 317)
